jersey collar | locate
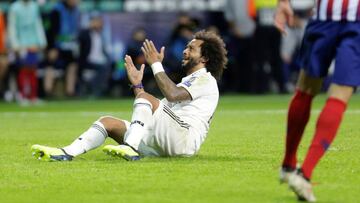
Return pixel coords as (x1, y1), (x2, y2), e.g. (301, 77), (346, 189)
(189, 67), (207, 76)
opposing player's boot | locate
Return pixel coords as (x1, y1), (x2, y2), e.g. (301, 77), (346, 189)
(103, 144), (140, 161)
(288, 171), (316, 202)
(31, 144), (73, 161)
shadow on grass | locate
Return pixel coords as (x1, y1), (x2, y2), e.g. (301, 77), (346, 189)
(92, 153), (262, 165)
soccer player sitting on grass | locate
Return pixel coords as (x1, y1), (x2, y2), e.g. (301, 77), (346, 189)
(31, 30), (227, 161)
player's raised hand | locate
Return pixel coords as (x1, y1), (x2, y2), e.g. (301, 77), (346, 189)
(274, 0), (294, 34)
(141, 39), (165, 65)
(124, 55), (145, 85)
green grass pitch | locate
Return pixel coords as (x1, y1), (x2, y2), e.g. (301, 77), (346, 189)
(0, 95), (359, 203)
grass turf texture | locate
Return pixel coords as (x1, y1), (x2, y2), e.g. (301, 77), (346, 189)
(0, 95), (359, 203)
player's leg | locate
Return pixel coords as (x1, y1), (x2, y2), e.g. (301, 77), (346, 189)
(280, 70), (322, 185)
(123, 92), (159, 148)
(300, 20), (360, 179)
(65, 62), (78, 96)
(288, 22), (360, 202)
(63, 116), (131, 155)
(31, 116), (129, 161)
(281, 20), (338, 180)
(100, 116), (128, 144)
(103, 92), (159, 161)
(287, 84), (352, 203)
(301, 84), (353, 180)
(281, 70), (323, 173)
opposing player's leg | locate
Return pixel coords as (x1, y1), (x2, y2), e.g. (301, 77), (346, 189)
(281, 20), (338, 184)
(295, 20), (360, 199)
(288, 21), (360, 201)
(301, 84), (353, 179)
(31, 116), (128, 161)
(280, 71), (325, 202)
(280, 70), (323, 183)
(103, 92), (159, 161)
(288, 84), (352, 202)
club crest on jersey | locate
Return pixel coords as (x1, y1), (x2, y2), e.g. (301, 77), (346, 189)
(182, 77), (196, 87)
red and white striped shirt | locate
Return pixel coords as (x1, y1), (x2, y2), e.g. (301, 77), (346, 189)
(313, 0), (360, 21)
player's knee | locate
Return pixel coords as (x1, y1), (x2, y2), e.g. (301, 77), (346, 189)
(134, 97), (153, 109)
(297, 71), (323, 96)
(297, 83), (322, 96)
(302, 88), (321, 96)
(98, 116), (117, 134)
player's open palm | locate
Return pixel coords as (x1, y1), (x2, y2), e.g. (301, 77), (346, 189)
(124, 55), (145, 85)
(141, 39), (165, 65)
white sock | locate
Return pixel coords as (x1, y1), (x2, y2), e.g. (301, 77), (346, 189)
(62, 121), (108, 157)
(124, 98), (153, 150)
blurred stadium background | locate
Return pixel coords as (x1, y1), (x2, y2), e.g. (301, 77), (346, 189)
(0, 0), (324, 105)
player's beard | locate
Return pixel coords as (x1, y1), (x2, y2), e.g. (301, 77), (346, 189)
(182, 57), (201, 72)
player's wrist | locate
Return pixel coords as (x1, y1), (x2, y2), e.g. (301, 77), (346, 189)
(130, 83), (144, 89)
(150, 62), (165, 75)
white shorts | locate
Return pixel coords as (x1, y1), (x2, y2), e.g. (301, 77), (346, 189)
(123, 101), (199, 157)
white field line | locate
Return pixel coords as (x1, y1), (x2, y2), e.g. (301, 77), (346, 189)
(0, 111), (127, 117)
(1, 109), (360, 117)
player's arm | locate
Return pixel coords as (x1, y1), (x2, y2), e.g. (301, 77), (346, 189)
(141, 39), (191, 102)
(274, 0), (294, 34)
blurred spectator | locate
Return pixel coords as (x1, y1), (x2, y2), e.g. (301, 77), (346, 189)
(165, 24), (194, 82)
(125, 27), (160, 94)
(224, 0), (256, 93)
(78, 12), (111, 98)
(168, 13), (198, 44)
(8, 0), (47, 104)
(125, 27), (146, 88)
(44, 0), (80, 97)
(164, 13), (198, 83)
(126, 27), (146, 70)
(0, 9), (8, 98)
(253, 0), (285, 93)
(281, 0), (314, 91)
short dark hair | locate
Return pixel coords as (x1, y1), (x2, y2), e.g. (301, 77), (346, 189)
(194, 30), (227, 80)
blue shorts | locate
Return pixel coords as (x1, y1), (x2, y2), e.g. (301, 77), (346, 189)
(299, 20), (360, 86)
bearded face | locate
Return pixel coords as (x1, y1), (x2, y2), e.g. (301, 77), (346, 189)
(181, 56), (202, 72)
(181, 39), (204, 72)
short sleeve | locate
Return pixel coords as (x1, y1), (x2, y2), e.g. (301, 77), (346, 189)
(178, 74), (211, 100)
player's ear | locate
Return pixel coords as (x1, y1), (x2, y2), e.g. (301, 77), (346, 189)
(200, 56), (208, 64)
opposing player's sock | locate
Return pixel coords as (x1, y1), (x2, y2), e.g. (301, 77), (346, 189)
(62, 121), (108, 157)
(301, 98), (346, 179)
(282, 90), (314, 169)
(124, 98), (153, 150)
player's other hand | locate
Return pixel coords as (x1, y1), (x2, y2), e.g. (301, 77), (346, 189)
(274, 0), (294, 34)
(141, 39), (165, 65)
(124, 55), (145, 85)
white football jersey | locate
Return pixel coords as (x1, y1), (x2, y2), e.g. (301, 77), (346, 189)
(161, 68), (219, 145)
